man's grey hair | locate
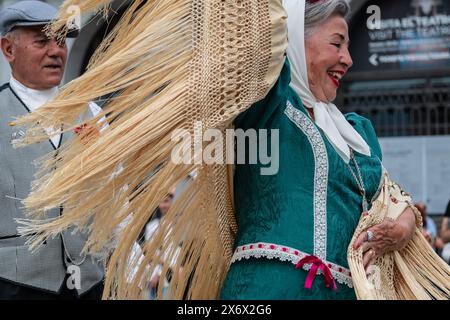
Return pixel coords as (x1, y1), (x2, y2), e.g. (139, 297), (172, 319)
(3, 29), (20, 42)
(305, 0), (351, 38)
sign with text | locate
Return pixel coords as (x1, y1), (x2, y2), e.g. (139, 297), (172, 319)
(350, 0), (450, 72)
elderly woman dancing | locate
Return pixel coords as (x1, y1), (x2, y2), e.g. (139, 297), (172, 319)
(220, 0), (421, 299)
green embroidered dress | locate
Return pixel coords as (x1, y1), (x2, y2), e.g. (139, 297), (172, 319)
(220, 60), (383, 300)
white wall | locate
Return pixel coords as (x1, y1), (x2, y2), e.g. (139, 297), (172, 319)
(380, 136), (450, 215)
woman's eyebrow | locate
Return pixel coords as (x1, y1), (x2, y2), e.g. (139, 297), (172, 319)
(332, 33), (350, 45)
(332, 33), (344, 40)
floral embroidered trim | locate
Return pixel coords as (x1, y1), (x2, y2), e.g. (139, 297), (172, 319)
(284, 101), (328, 261)
(231, 242), (353, 288)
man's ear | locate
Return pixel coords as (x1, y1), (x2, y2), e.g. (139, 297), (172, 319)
(1, 36), (15, 63)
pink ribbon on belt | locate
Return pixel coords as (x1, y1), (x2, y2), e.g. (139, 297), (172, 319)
(295, 255), (337, 291)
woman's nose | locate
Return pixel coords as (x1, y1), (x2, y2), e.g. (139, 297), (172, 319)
(340, 47), (353, 69)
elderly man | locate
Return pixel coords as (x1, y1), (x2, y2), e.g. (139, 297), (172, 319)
(0, 1), (104, 299)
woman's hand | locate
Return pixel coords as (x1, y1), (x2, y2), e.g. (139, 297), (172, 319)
(353, 207), (416, 272)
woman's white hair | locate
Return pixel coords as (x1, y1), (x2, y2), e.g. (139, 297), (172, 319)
(305, 0), (351, 38)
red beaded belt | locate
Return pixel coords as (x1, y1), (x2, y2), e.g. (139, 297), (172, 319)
(231, 242), (353, 289)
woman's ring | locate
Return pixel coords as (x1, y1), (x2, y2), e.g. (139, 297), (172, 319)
(367, 230), (374, 242)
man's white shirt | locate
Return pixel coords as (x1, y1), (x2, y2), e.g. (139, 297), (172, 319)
(9, 77), (103, 148)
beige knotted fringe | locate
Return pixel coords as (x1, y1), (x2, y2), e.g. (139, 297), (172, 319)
(13, 0), (287, 299)
(348, 174), (450, 300)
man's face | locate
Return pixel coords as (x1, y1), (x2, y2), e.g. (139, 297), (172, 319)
(1, 26), (67, 90)
(159, 190), (176, 216)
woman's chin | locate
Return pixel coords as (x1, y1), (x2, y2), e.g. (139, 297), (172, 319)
(317, 95), (335, 104)
(324, 91), (337, 104)
(310, 87), (337, 104)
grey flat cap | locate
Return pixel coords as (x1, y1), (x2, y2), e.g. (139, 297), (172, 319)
(0, 1), (78, 37)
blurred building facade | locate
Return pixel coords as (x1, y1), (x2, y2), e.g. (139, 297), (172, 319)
(340, 0), (450, 214)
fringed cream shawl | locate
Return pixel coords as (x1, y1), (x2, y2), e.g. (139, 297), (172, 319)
(12, 0), (449, 299)
(348, 173), (450, 300)
(13, 0), (287, 299)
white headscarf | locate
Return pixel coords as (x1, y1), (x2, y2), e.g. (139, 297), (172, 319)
(282, 0), (371, 163)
